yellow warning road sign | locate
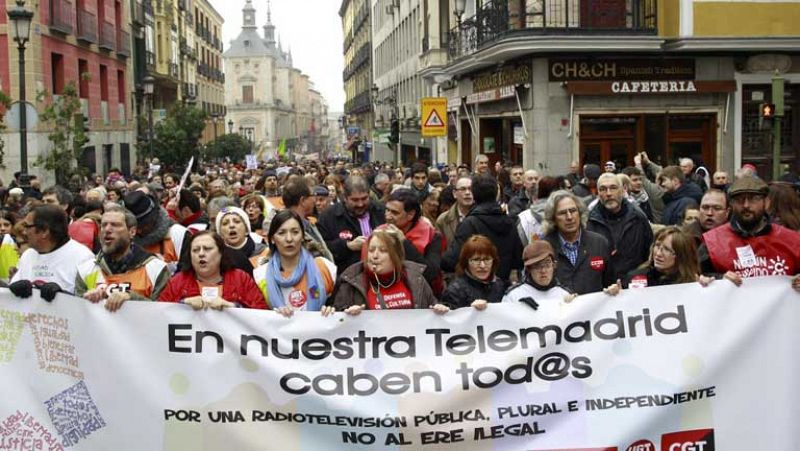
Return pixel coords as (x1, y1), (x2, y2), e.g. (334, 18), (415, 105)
(421, 97), (448, 137)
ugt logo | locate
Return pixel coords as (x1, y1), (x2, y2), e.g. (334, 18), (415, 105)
(627, 439), (655, 451)
(660, 429), (715, 451)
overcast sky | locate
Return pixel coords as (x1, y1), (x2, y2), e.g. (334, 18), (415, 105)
(210, 0), (345, 113)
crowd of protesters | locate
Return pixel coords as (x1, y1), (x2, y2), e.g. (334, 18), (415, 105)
(2, 150), (800, 313)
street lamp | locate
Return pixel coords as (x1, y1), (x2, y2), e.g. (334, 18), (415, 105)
(142, 75), (155, 159)
(454, 0), (466, 25)
(8, 0), (34, 182)
(211, 113), (219, 142)
(227, 119), (234, 134)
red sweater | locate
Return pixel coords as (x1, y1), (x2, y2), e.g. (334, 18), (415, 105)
(159, 269), (267, 309)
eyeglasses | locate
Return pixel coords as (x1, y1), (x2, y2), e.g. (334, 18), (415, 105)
(530, 259), (554, 272)
(653, 243), (676, 257)
(468, 257), (493, 266)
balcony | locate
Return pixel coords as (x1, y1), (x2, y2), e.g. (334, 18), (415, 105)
(344, 91), (372, 115)
(76, 9), (97, 43)
(117, 30), (131, 57)
(448, 0), (658, 60)
(145, 51), (155, 69)
(99, 21), (115, 51)
(169, 62), (179, 78)
(49, 0), (75, 34)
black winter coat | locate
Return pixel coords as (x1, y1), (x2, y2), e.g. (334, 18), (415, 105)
(587, 199), (654, 282)
(441, 202), (523, 282)
(544, 229), (614, 295)
(317, 201), (386, 274)
(440, 273), (506, 309)
(662, 182), (703, 225)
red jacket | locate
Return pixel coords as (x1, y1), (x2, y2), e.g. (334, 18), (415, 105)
(704, 222), (800, 277)
(159, 269), (267, 309)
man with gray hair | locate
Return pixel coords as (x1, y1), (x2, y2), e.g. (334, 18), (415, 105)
(371, 172), (391, 203)
(587, 173), (653, 281)
(542, 190), (613, 294)
(679, 157), (708, 192)
(475, 154), (490, 175)
(75, 206), (170, 309)
(318, 176), (386, 273)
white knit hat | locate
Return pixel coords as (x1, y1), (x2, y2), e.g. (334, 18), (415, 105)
(215, 206), (251, 233)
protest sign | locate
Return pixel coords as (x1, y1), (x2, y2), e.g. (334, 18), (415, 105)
(0, 278), (797, 450)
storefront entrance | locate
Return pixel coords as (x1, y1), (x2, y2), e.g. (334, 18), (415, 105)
(476, 117), (523, 168)
(579, 113), (717, 172)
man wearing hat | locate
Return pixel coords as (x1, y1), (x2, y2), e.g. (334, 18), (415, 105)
(572, 163), (601, 203)
(700, 176), (800, 291)
(502, 241), (576, 307)
(124, 190), (189, 266)
(313, 185), (333, 216)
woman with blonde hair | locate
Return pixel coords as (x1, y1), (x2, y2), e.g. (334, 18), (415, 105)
(329, 229), (446, 314)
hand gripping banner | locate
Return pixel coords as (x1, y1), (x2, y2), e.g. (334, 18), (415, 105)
(0, 277), (798, 450)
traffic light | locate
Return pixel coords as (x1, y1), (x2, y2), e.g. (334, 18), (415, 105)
(389, 118), (399, 144)
(761, 103), (776, 119)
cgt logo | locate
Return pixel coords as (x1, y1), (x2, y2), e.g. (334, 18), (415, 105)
(627, 439), (655, 451)
(661, 429), (715, 451)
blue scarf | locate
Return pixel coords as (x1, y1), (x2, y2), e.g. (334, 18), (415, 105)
(266, 248), (327, 311)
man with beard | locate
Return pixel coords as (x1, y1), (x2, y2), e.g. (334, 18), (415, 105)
(587, 173), (653, 281)
(683, 189), (730, 245)
(317, 176), (385, 274)
(700, 177), (800, 291)
(75, 207), (170, 310)
(657, 165), (703, 225)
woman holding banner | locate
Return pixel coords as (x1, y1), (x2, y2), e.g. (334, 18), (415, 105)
(253, 210), (337, 316)
(159, 231), (267, 309)
(502, 240), (576, 308)
(329, 229), (446, 314)
(440, 235), (505, 310)
(605, 227), (713, 291)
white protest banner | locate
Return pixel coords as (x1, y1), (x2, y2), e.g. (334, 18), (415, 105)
(0, 277), (798, 450)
